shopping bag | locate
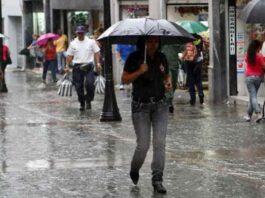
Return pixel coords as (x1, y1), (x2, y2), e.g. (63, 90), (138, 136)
(58, 73), (73, 97)
(94, 74), (105, 94)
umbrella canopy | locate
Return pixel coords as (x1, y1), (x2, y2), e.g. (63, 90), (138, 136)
(0, 33), (9, 39)
(36, 33), (59, 46)
(239, 0), (265, 23)
(176, 20), (208, 34)
(97, 18), (194, 45)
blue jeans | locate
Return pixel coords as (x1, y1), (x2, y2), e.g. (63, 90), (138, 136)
(245, 76), (262, 116)
(57, 51), (65, 71)
(131, 99), (168, 183)
(42, 59), (57, 82)
(72, 66), (95, 104)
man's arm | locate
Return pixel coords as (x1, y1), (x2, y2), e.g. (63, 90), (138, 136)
(94, 51), (102, 72)
(65, 55), (73, 72)
(121, 63), (148, 84)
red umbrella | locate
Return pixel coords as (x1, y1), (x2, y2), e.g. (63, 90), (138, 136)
(36, 33), (59, 46)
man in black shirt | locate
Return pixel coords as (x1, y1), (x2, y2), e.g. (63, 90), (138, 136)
(122, 36), (172, 194)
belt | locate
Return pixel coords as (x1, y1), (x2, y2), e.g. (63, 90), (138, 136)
(133, 96), (164, 103)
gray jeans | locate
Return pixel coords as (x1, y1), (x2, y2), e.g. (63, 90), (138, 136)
(131, 99), (168, 183)
(245, 75), (262, 116)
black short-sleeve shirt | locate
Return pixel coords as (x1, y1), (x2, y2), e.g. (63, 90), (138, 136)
(124, 50), (169, 99)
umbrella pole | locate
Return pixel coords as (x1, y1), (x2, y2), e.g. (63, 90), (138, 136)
(144, 44), (147, 64)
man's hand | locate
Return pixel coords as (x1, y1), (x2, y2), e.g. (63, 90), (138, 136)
(64, 65), (71, 73)
(96, 63), (102, 73)
(138, 63), (148, 74)
(164, 80), (172, 92)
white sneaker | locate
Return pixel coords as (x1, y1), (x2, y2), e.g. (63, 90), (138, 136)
(119, 84), (124, 90)
(243, 115), (251, 122)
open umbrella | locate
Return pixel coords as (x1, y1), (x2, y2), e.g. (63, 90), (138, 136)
(97, 18), (194, 45)
(239, 0), (265, 23)
(176, 20), (208, 34)
(36, 33), (59, 46)
(0, 33), (9, 39)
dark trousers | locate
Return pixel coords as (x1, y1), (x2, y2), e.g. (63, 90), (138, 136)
(72, 66), (95, 104)
(43, 59), (57, 82)
(0, 63), (8, 92)
(185, 61), (204, 102)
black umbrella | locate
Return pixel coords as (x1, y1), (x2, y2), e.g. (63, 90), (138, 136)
(97, 18), (194, 44)
(239, 0), (265, 23)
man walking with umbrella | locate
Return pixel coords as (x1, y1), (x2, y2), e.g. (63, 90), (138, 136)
(122, 36), (172, 194)
(65, 25), (102, 111)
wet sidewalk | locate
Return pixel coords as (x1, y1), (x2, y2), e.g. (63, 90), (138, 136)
(0, 70), (265, 198)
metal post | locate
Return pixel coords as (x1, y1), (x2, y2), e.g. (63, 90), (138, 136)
(44, 0), (51, 33)
(0, 0), (2, 33)
(100, 0), (122, 121)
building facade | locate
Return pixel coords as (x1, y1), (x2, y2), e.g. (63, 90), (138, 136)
(2, 0), (24, 69)
(2, 0), (263, 102)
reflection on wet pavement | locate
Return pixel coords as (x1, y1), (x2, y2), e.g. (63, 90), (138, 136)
(0, 71), (265, 197)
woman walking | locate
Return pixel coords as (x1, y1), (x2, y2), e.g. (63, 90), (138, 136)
(42, 38), (57, 83)
(122, 36), (172, 194)
(244, 40), (265, 122)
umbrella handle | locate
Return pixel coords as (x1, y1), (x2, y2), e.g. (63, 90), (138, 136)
(144, 44), (147, 64)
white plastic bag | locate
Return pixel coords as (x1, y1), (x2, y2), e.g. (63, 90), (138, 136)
(94, 75), (106, 94)
(178, 68), (186, 88)
(58, 73), (73, 97)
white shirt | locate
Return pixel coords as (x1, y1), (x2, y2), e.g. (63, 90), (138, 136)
(66, 37), (100, 64)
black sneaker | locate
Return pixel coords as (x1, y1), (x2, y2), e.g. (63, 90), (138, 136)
(153, 182), (167, 194)
(130, 171), (139, 185)
(199, 96), (204, 104)
(86, 101), (91, 109)
(190, 100), (195, 106)
(168, 105), (174, 113)
(79, 102), (85, 111)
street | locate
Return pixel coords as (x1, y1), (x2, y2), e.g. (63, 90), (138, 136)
(0, 70), (265, 198)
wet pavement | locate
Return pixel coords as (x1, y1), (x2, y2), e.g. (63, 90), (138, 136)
(0, 70), (265, 198)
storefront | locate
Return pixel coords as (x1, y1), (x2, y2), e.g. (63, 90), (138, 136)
(166, 0), (209, 87)
(118, 0), (148, 20)
(235, 0), (265, 97)
(166, 0), (208, 22)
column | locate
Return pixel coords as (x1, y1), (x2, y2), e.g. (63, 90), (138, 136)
(208, 0), (228, 103)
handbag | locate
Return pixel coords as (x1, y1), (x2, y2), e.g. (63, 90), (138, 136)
(58, 73), (73, 97)
(19, 48), (30, 56)
(6, 54), (12, 65)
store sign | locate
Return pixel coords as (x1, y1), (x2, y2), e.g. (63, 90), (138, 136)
(167, 0), (208, 3)
(229, 6), (236, 55)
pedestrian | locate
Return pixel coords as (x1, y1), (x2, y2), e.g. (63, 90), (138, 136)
(116, 44), (136, 90)
(162, 44), (183, 113)
(243, 40), (265, 122)
(65, 25), (102, 111)
(182, 39), (204, 106)
(27, 34), (41, 67)
(54, 29), (68, 74)
(42, 38), (57, 84)
(122, 36), (172, 194)
(0, 39), (12, 93)
(192, 33), (205, 104)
